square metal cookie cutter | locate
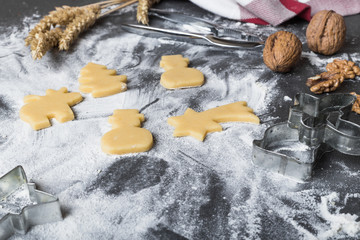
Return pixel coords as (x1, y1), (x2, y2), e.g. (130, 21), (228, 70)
(0, 166), (63, 239)
(253, 93), (360, 182)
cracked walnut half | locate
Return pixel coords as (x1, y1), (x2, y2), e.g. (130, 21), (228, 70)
(307, 59), (360, 94)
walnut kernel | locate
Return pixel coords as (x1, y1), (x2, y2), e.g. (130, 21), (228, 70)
(307, 59), (360, 94)
(350, 92), (360, 114)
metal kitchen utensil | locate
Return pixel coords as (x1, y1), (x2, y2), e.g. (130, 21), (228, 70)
(253, 93), (359, 182)
(0, 166), (62, 240)
(148, 8), (266, 42)
(120, 9), (264, 48)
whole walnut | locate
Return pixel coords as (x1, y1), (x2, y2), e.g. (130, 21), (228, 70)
(263, 31), (302, 73)
(306, 10), (346, 55)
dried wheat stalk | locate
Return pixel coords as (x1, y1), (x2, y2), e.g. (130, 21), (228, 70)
(26, 0), (161, 60)
(137, 0), (160, 24)
(58, 5), (101, 51)
(25, 6), (85, 46)
(31, 27), (63, 60)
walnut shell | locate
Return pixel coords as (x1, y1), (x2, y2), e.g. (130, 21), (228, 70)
(263, 31), (302, 73)
(306, 10), (346, 55)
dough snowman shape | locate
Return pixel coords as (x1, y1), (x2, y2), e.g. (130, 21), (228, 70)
(168, 101), (260, 141)
(78, 62), (127, 98)
(160, 55), (204, 89)
(101, 109), (153, 155)
(19, 87), (83, 130)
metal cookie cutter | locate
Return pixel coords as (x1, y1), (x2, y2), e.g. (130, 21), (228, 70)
(253, 93), (359, 182)
(0, 166), (62, 239)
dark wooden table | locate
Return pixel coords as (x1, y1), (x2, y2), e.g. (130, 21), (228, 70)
(1, 0), (359, 239)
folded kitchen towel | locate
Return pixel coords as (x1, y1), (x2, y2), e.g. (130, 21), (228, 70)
(189, 0), (360, 26)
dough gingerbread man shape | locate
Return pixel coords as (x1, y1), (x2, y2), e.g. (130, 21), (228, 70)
(160, 55), (204, 89)
(168, 102), (260, 141)
(20, 87), (83, 130)
(78, 62), (127, 98)
(101, 109), (153, 155)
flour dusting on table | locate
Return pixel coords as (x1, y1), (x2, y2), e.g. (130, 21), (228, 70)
(0, 5), (359, 240)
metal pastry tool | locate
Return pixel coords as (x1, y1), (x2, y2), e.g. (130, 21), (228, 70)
(121, 9), (265, 48)
(148, 8), (266, 42)
(253, 93), (359, 182)
(0, 166), (62, 239)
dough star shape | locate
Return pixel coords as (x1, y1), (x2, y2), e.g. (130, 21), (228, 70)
(168, 108), (222, 141)
(167, 101), (260, 141)
(78, 62), (127, 98)
(160, 54), (204, 89)
(19, 87), (83, 130)
(101, 109), (153, 155)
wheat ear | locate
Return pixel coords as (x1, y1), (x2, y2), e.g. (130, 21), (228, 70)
(31, 28), (63, 60)
(58, 5), (101, 51)
(137, 0), (160, 25)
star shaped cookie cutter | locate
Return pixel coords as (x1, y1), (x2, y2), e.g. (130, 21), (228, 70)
(0, 166), (62, 239)
(253, 93), (360, 182)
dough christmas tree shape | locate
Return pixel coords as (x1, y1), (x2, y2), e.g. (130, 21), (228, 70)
(101, 109), (153, 155)
(168, 102), (260, 141)
(19, 87), (83, 130)
(160, 54), (204, 89)
(78, 62), (127, 98)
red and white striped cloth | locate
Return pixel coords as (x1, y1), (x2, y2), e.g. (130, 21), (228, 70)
(189, 0), (360, 26)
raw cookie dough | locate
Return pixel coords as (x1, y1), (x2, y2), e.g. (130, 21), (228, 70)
(20, 87), (83, 130)
(160, 55), (189, 71)
(168, 101), (260, 141)
(160, 54), (204, 89)
(101, 109), (153, 155)
(78, 62), (127, 98)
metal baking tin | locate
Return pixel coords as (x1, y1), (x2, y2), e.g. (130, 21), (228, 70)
(253, 93), (360, 181)
(0, 166), (62, 240)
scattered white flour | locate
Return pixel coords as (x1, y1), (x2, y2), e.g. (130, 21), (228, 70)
(335, 161), (360, 177)
(318, 192), (360, 239)
(344, 193), (360, 204)
(350, 52), (360, 64)
(302, 51), (355, 69)
(273, 141), (311, 152)
(203, 71), (275, 115)
(0, 4), (359, 240)
(302, 51), (326, 68)
(284, 95), (292, 102)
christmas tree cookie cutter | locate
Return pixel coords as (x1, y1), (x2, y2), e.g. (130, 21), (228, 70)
(253, 93), (360, 182)
(0, 166), (62, 239)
